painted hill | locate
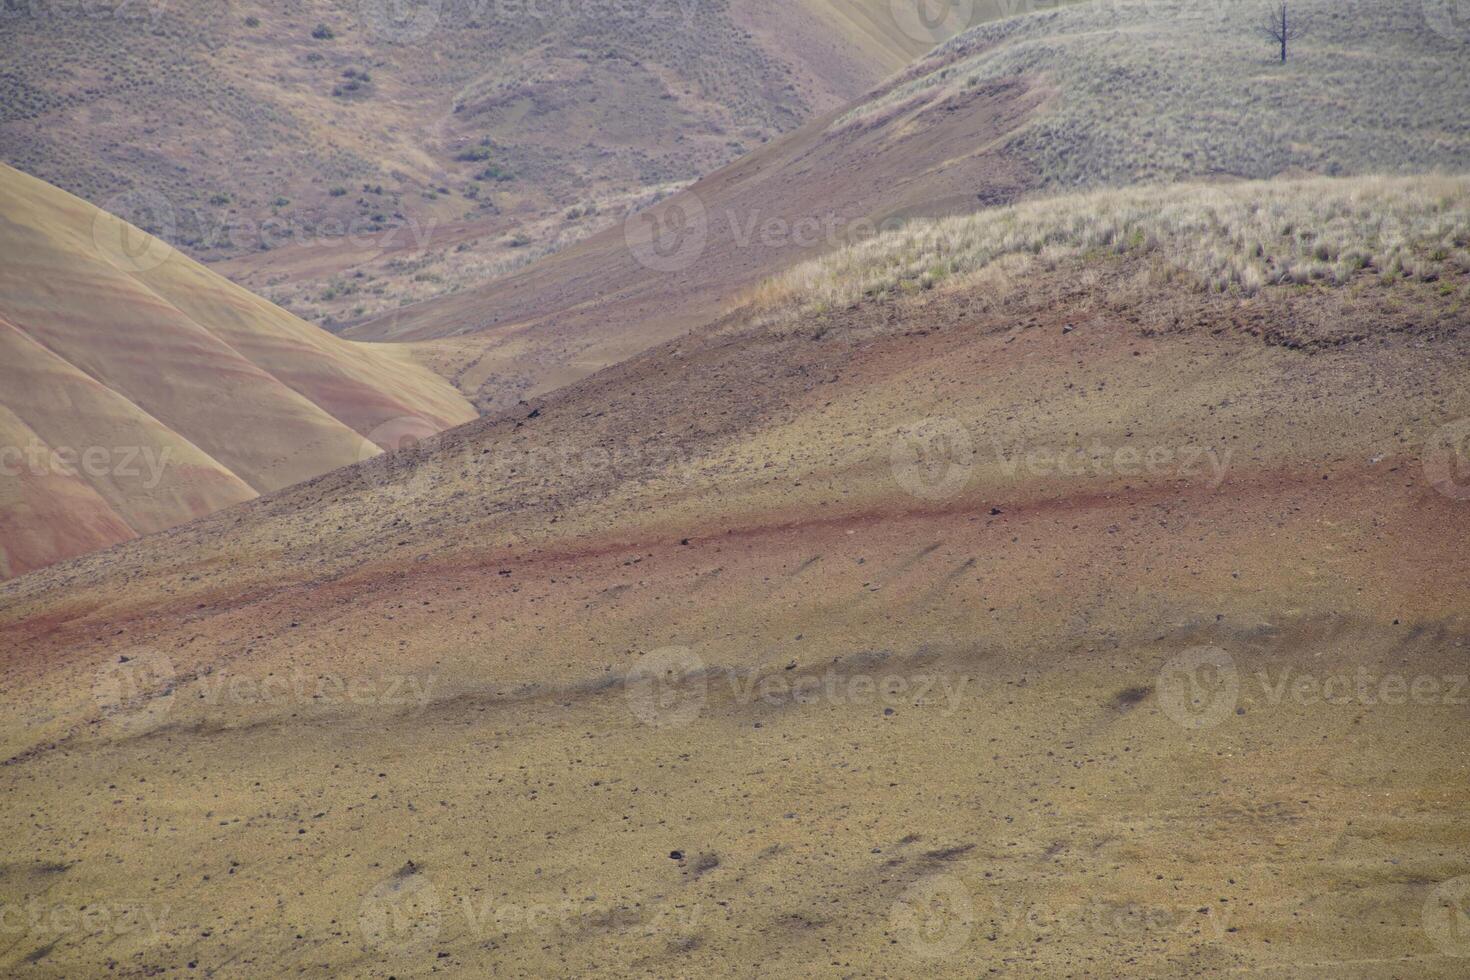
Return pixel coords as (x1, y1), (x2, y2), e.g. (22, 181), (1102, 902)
(0, 164), (476, 578)
(0, 174), (1466, 975)
(0, 0), (977, 328)
(343, 0), (1470, 413)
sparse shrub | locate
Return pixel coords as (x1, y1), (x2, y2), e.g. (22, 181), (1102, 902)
(311, 24), (334, 40)
(455, 146), (493, 163)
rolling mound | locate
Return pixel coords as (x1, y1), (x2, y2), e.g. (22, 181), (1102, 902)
(0, 164), (476, 578)
(345, 0), (1470, 414)
(0, 0), (966, 328)
(1, 176), (1467, 975)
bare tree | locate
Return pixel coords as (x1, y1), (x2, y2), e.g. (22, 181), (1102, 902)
(1261, 2), (1308, 63)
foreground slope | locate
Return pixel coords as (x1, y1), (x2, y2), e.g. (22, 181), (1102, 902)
(1, 177), (1467, 976)
(0, 0), (970, 327)
(0, 165), (476, 577)
(347, 0), (1470, 413)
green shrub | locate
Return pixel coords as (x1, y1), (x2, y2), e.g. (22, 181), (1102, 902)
(455, 146), (492, 162)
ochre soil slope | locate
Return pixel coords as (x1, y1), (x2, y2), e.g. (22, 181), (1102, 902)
(1, 263), (1466, 975)
(0, 165), (476, 578)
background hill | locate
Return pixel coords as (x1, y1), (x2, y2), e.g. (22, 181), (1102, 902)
(0, 164), (476, 578)
(344, 0), (1470, 412)
(1, 173), (1467, 975)
(0, 0), (982, 327)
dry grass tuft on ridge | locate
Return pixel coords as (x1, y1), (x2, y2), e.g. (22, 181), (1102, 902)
(752, 175), (1470, 319)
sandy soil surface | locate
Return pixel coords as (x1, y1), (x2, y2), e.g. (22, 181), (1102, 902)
(2, 264), (1467, 976)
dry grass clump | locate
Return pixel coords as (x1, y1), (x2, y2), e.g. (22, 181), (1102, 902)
(753, 176), (1470, 318)
(839, 0), (1470, 189)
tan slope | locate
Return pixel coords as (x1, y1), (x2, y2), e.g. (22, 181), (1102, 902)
(0, 403), (135, 580)
(797, 0), (1051, 67)
(2, 0), (955, 329)
(0, 164), (477, 576)
(1, 183), (1467, 973)
(348, 0), (1470, 414)
(750, 0), (985, 88)
(0, 318), (256, 579)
